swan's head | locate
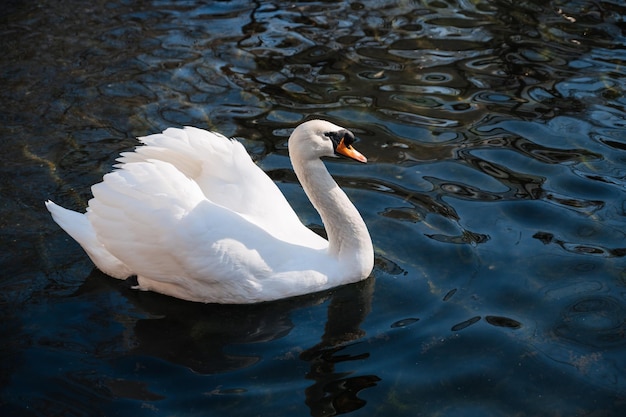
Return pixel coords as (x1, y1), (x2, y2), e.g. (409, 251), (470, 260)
(289, 120), (367, 163)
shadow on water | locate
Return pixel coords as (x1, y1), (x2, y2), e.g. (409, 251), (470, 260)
(60, 268), (380, 415)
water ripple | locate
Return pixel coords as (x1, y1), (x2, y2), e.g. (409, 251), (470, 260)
(555, 296), (626, 348)
(3, 0), (626, 414)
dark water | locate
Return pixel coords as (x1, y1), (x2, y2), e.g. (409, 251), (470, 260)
(2, 0), (626, 415)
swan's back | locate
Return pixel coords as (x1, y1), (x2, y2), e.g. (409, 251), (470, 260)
(117, 127), (325, 248)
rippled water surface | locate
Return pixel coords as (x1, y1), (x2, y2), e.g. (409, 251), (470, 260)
(2, 0), (626, 415)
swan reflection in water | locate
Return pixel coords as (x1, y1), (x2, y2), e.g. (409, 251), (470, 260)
(76, 268), (379, 415)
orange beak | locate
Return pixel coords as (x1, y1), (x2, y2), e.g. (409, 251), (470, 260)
(336, 138), (367, 163)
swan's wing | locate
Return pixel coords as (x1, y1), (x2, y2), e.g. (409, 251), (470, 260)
(88, 161), (266, 283)
(86, 160), (204, 281)
(87, 159), (327, 303)
(116, 127), (325, 248)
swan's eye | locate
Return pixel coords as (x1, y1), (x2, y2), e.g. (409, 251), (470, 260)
(324, 129), (353, 148)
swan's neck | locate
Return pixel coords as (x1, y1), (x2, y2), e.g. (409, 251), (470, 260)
(293, 157), (373, 274)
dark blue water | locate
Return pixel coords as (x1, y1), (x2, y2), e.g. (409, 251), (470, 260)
(2, 0), (626, 415)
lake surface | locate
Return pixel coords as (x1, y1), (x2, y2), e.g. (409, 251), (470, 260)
(2, 0), (626, 415)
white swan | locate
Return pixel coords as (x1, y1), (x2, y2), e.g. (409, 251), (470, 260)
(46, 120), (374, 303)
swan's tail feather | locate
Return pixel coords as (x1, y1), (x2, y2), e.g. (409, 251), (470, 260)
(45, 200), (133, 279)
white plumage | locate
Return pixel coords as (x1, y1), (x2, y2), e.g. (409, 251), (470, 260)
(46, 120), (373, 303)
